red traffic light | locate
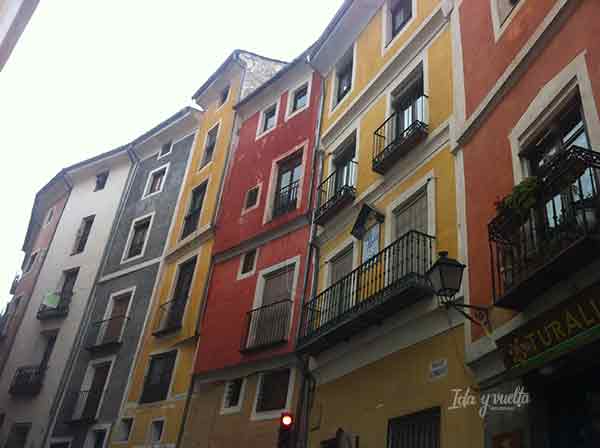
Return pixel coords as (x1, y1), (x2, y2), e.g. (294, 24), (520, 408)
(281, 412), (293, 427)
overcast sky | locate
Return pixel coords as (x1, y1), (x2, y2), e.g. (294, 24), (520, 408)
(0, 0), (343, 309)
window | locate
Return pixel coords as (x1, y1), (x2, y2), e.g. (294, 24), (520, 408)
(255, 369), (291, 413)
(159, 141), (172, 158)
(219, 85), (230, 107)
(335, 48), (353, 106)
(115, 418), (133, 442)
(273, 154), (302, 218)
(201, 125), (219, 167)
(240, 249), (257, 276)
(149, 420), (164, 443)
(387, 408), (440, 448)
(40, 332), (58, 367)
(72, 215), (95, 254)
(181, 183), (206, 239)
(45, 207), (55, 225)
(85, 429), (107, 448)
(140, 351), (177, 403)
(394, 189), (428, 238)
(392, 74), (426, 136)
(154, 256), (196, 334)
(94, 172), (109, 191)
(497, 0), (520, 25)
(98, 291), (132, 345)
(49, 442), (70, 448)
(333, 137), (356, 192)
(245, 186), (260, 210)
(291, 84), (308, 113)
(388, 0), (412, 42)
(74, 361), (111, 421)
(23, 251), (38, 274)
(124, 216), (152, 260)
(5, 423), (31, 448)
(260, 104), (277, 135)
(144, 166), (167, 198)
(222, 378), (245, 413)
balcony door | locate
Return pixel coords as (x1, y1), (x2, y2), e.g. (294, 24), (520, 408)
(392, 190), (428, 282)
(392, 77), (424, 139)
(78, 361), (110, 420)
(333, 141), (356, 194)
(328, 246), (354, 324)
(101, 292), (131, 344)
(60, 268), (79, 304)
(163, 257), (197, 331)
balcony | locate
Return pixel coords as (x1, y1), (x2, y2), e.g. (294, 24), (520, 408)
(9, 365), (45, 396)
(85, 316), (129, 352)
(315, 160), (357, 225)
(273, 180), (300, 218)
(298, 230), (435, 354)
(240, 300), (292, 352)
(489, 146), (600, 310)
(66, 389), (103, 424)
(37, 292), (72, 320)
(153, 299), (185, 337)
(373, 96), (428, 175)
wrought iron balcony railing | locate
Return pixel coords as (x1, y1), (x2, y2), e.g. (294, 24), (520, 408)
(373, 96), (428, 174)
(67, 389), (103, 423)
(85, 316), (129, 351)
(489, 145), (600, 309)
(299, 230), (435, 353)
(9, 365), (46, 396)
(315, 160), (357, 225)
(240, 299), (292, 352)
(153, 298), (186, 336)
(37, 292), (72, 320)
(273, 180), (300, 218)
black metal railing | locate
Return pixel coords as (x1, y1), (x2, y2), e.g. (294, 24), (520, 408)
(9, 365), (46, 395)
(153, 299), (186, 336)
(273, 180), (300, 218)
(37, 292), (72, 320)
(86, 316), (129, 350)
(373, 96), (428, 174)
(241, 299), (292, 352)
(489, 145), (600, 307)
(300, 230), (435, 343)
(315, 160), (357, 223)
(68, 389), (103, 423)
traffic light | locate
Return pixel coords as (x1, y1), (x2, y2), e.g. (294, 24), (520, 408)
(278, 412), (294, 448)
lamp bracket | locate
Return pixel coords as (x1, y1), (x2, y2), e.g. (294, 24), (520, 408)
(439, 297), (491, 331)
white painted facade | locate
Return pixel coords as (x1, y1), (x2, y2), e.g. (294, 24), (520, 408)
(0, 0), (38, 69)
(0, 150), (131, 448)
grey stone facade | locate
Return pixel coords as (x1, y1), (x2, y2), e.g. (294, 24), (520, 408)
(49, 111), (198, 448)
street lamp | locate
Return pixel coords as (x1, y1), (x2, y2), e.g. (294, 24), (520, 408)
(426, 251), (490, 330)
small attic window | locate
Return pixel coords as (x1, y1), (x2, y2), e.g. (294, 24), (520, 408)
(219, 85), (230, 107)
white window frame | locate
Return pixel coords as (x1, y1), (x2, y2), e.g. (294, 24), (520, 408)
(220, 377), (247, 415)
(157, 141), (173, 160)
(121, 212), (155, 264)
(97, 286), (136, 345)
(94, 171), (109, 192)
(113, 417), (134, 443)
(147, 418), (165, 444)
(237, 247), (260, 281)
(385, 57), (429, 125)
(381, 0), (417, 55)
(22, 249), (40, 276)
(241, 183), (263, 215)
(199, 121), (221, 170)
(77, 357), (116, 422)
(43, 206), (56, 227)
(84, 424), (111, 448)
(216, 84), (231, 111)
(251, 368), (296, 421)
(329, 43), (357, 113)
(255, 99), (281, 140)
(142, 163), (170, 200)
(285, 77), (312, 121)
(490, 0), (526, 42)
(262, 141), (308, 223)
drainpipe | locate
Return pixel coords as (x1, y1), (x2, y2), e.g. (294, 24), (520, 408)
(41, 145), (138, 448)
(294, 65), (326, 448)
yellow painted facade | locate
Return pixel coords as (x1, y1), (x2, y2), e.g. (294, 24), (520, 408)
(308, 0), (483, 446)
(108, 62), (244, 448)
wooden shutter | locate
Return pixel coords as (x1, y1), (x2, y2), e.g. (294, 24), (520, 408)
(387, 408), (440, 448)
(331, 247), (353, 284)
(262, 266), (294, 305)
(394, 189), (428, 238)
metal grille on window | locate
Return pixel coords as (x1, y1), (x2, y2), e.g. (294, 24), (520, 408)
(256, 369), (290, 412)
(225, 378), (243, 408)
(387, 408), (440, 448)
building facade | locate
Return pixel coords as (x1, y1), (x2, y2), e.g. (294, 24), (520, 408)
(109, 51), (286, 448)
(0, 0), (39, 70)
(0, 147), (132, 448)
(0, 175), (69, 379)
(296, 0), (482, 447)
(456, 0), (600, 447)
(179, 55), (321, 448)
(46, 108), (199, 448)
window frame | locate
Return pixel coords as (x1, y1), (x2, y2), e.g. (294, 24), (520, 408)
(490, 0), (525, 42)
(256, 100), (280, 140)
(49, 438), (73, 448)
(181, 182), (207, 240)
(78, 356), (116, 422)
(142, 163), (170, 199)
(113, 418), (134, 443)
(157, 141), (173, 160)
(94, 172), (109, 192)
(71, 215), (96, 255)
(286, 78), (312, 121)
(220, 377), (247, 415)
(330, 44), (356, 112)
(237, 248), (259, 280)
(84, 424), (110, 448)
(23, 250), (40, 275)
(217, 84), (231, 109)
(139, 350), (178, 404)
(251, 368), (296, 421)
(43, 206), (56, 227)
(200, 123), (220, 169)
(98, 286), (136, 344)
(382, 0), (416, 53)
(148, 418), (165, 444)
(273, 153), (303, 218)
(242, 184), (262, 215)
(121, 213), (155, 264)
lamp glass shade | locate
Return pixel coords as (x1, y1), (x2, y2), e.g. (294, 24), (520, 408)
(427, 252), (465, 299)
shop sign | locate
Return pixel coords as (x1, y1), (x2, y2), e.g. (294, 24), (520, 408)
(497, 285), (600, 369)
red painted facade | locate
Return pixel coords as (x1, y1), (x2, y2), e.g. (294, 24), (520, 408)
(0, 190), (69, 374)
(194, 70), (321, 374)
(459, 0), (600, 340)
